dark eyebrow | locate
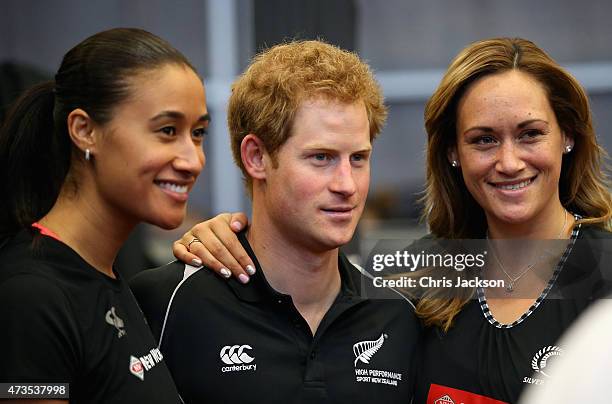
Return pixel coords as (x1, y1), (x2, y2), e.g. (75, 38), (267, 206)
(198, 113), (211, 123)
(150, 111), (184, 121)
(150, 111), (211, 123)
(463, 119), (550, 135)
(463, 126), (494, 135)
(517, 119), (548, 128)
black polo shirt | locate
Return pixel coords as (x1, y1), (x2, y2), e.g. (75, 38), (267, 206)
(130, 232), (421, 404)
(0, 228), (181, 404)
(413, 225), (612, 404)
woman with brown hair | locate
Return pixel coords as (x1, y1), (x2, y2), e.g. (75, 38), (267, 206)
(171, 37), (611, 403)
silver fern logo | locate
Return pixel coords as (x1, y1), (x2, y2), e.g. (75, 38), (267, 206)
(353, 333), (387, 366)
(531, 345), (563, 377)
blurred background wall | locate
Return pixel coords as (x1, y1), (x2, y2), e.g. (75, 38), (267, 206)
(2, 0), (611, 273)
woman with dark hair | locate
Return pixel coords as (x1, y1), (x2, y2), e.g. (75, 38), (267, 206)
(0, 28), (209, 403)
(171, 37), (611, 403)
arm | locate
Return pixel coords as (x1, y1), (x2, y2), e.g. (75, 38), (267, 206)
(172, 212), (255, 283)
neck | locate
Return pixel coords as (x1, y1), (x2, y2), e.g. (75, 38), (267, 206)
(486, 202), (571, 240)
(39, 182), (135, 278)
(248, 204), (341, 333)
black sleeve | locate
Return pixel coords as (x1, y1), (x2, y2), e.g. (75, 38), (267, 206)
(0, 274), (81, 382)
(129, 263), (184, 342)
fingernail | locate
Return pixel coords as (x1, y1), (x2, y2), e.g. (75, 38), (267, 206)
(231, 221), (242, 231)
(191, 258), (202, 267)
(220, 268), (231, 278)
(245, 265), (256, 275)
(238, 274), (250, 284)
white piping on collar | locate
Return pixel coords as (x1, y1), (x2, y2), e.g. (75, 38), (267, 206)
(350, 261), (416, 310)
(157, 263), (202, 349)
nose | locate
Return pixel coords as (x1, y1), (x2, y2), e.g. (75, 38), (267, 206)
(329, 158), (357, 196)
(495, 141), (525, 175)
(173, 136), (205, 177)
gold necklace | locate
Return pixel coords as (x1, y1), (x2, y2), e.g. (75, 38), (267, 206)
(487, 211), (568, 293)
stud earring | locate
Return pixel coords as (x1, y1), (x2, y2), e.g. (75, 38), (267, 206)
(565, 145), (573, 153)
(451, 160), (459, 167)
(85, 149), (91, 161)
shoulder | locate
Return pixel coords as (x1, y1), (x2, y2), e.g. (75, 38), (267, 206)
(0, 272), (77, 333)
(578, 224), (612, 239)
(0, 230), (92, 282)
(572, 224), (611, 259)
(130, 260), (186, 294)
(130, 261), (223, 341)
(559, 224), (612, 297)
(0, 272), (72, 310)
(131, 260), (234, 303)
(340, 253), (418, 312)
(129, 261), (187, 321)
(0, 232), (41, 279)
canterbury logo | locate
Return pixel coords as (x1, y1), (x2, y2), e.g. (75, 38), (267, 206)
(220, 345), (255, 365)
(531, 345), (563, 377)
(353, 333), (387, 366)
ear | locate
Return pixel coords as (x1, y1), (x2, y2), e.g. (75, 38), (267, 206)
(447, 146), (460, 167)
(562, 131), (575, 153)
(67, 108), (98, 158)
(241, 134), (268, 180)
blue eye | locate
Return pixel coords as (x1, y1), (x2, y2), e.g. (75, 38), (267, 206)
(353, 153), (369, 162)
(310, 153), (333, 165)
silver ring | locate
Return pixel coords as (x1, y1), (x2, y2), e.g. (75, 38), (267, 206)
(187, 237), (202, 251)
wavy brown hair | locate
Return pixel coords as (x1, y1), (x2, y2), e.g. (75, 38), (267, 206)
(418, 37), (612, 331)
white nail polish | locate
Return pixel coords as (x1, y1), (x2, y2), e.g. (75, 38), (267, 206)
(191, 259), (202, 267)
(220, 268), (231, 278)
(246, 265), (256, 275)
(238, 274), (250, 284)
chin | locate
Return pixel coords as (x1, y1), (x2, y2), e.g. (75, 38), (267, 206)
(150, 213), (186, 230)
(489, 206), (535, 225)
(323, 232), (355, 249)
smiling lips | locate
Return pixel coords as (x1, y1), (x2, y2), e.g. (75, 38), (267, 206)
(490, 175), (536, 191)
(155, 180), (191, 202)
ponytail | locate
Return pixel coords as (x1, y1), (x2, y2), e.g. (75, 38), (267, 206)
(0, 81), (71, 236)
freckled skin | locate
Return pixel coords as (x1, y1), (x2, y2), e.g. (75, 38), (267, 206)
(453, 70), (572, 232)
(258, 98), (371, 253)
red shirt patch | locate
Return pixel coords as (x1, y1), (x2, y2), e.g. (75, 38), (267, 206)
(427, 384), (508, 404)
